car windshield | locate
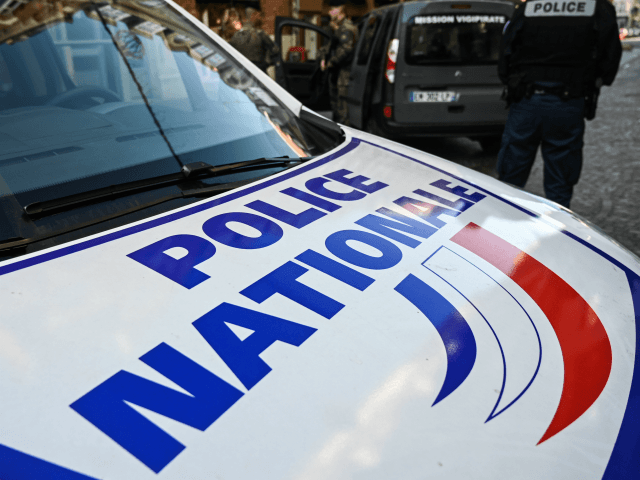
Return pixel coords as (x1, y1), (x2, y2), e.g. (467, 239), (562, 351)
(406, 14), (507, 65)
(0, 0), (328, 207)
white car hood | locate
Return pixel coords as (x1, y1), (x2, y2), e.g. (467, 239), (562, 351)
(1, 129), (639, 480)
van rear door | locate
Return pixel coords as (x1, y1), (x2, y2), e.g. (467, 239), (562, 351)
(393, 1), (514, 133)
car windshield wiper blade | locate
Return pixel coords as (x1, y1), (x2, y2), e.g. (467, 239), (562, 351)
(23, 156), (314, 218)
(0, 174), (274, 255)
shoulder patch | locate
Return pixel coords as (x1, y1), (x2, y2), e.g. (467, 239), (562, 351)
(525, 0), (596, 17)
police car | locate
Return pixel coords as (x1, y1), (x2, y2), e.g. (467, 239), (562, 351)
(1, 1), (639, 479)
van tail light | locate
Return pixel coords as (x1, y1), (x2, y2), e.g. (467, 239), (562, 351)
(383, 105), (393, 119)
(385, 38), (399, 84)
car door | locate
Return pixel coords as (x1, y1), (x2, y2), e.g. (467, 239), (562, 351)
(275, 17), (334, 111)
(345, 13), (380, 129)
(346, 11), (394, 129)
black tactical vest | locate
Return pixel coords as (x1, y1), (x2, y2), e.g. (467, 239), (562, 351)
(510, 0), (598, 95)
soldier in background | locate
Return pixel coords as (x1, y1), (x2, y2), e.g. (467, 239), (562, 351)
(229, 7), (279, 73)
(220, 8), (241, 42)
(320, 4), (359, 124)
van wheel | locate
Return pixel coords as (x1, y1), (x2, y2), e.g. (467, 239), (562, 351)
(479, 136), (503, 154)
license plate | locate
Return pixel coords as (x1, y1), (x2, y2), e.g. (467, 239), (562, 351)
(410, 91), (458, 102)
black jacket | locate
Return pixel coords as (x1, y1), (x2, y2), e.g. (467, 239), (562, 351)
(499, 0), (622, 93)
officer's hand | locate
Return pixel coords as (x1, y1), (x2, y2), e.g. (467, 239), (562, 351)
(320, 59), (326, 71)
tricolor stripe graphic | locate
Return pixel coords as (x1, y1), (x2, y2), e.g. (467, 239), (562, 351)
(450, 223), (613, 444)
(394, 275), (477, 405)
(421, 246), (542, 422)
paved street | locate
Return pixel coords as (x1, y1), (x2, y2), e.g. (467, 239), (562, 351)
(404, 45), (640, 257)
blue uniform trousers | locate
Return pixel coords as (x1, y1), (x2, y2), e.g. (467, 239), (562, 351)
(497, 94), (585, 209)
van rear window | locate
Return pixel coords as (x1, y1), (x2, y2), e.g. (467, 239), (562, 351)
(406, 14), (507, 65)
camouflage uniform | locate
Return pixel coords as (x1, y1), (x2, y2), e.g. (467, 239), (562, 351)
(229, 23), (279, 72)
(323, 18), (358, 124)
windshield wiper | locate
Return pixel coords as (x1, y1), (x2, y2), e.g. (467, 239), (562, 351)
(0, 173), (279, 256)
(23, 156), (314, 218)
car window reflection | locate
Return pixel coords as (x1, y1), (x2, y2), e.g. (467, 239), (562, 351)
(0, 1), (320, 201)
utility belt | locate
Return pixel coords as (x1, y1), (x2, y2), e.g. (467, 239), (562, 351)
(503, 77), (601, 120)
(503, 75), (583, 107)
(530, 84), (571, 99)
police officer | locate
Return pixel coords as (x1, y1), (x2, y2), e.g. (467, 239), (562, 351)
(320, 4), (359, 124)
(497, 0), (621, 209)
(229, 7), (279, 73)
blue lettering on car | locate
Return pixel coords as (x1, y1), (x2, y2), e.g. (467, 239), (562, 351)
(127, 234), (216, 289)
(241, 261), (345, 319)
(295, 249), (375, 291)
(71, 343), (244, 473)
(193, 303), (317, 390)
(73, 174), (486, 473)
(355, 207), (438, 248)
(245, 199), (327, 228)
(304, 178), (367, 201)
(202, 212), (284, 250)
(325, 230), (404, 270)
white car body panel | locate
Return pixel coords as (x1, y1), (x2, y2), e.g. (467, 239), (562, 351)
(1, 2), (639, 478)
(1, 127), (639, 479)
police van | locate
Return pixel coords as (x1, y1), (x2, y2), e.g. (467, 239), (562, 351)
(1, 1), (640, 479)
(277, 0), (514, 151)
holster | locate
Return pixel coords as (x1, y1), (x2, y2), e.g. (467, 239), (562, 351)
(584, 78), (602, 121)
(503, 73), (527, 107)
